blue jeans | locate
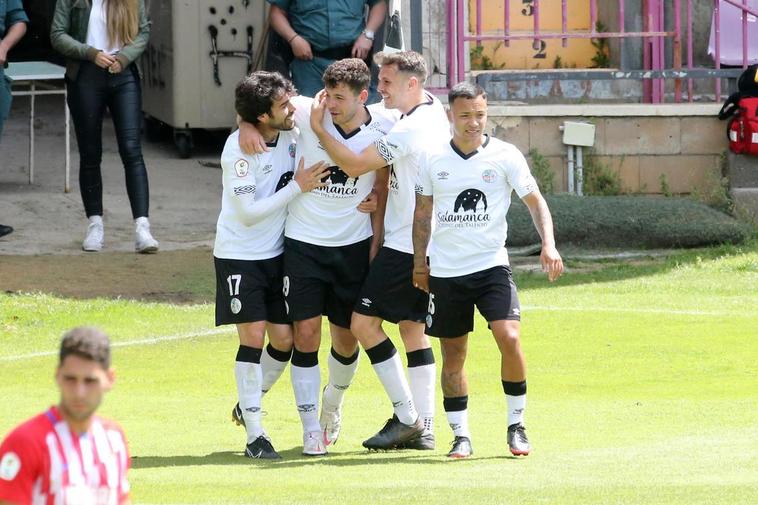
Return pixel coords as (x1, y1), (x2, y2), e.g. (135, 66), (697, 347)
(66, 61), (150, 218)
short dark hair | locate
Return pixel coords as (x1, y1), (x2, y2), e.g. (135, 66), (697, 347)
(323, 58), (371, 95)
(448, 82), (487, 105)
(377, 51), (428, 83)
(235, 71), (295, 125)
(60, 327), (111, 369)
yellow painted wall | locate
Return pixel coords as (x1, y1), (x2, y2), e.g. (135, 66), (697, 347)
(469, 0), (600, 70)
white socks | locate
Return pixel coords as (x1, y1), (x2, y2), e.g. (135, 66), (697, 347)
(506, 394), (526, 427)
(235, 359), (263, 443)
(408, 362), (436, 434)
(291, 354), (321, 433)
(322, 349), (359, 412)
(372, 353), (418, 425)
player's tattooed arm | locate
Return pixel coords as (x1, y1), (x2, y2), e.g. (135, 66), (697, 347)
(367, 167), (390, 261)
(412, 193), (433, 292)
(310, 92), (387, 177)
(521, 190), (564, 282)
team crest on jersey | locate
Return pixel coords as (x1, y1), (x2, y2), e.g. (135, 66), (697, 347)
(0, 452), (21, 481)
(230, 297), (242, 314)
(482, 169), (497, 183)
(234, 159), (249, 177)
(289, 143), (296, 158)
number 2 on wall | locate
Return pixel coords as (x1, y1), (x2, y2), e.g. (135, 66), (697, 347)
(532, 39), (547, 59)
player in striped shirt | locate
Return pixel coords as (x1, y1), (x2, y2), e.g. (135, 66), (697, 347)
(0, 327), (131, 505)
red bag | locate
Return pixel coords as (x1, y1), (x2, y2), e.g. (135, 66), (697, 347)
(727, 97), (758, 155)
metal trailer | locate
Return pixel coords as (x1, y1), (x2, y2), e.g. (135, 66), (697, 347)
(140, 0), (268, 158)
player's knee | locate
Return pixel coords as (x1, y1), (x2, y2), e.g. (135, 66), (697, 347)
(496, 328), (521, 353)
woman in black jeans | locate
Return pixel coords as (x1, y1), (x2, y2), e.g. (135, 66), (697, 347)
(51, 0), (158, 252)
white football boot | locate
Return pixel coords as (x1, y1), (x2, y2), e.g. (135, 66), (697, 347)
(302, 431), (327, 456)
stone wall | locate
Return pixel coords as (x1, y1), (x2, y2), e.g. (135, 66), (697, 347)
(488, 103), (726, 194)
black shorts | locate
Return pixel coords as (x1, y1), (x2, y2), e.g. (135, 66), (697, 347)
(283, 237), (371, 329)
(214, 255), (289, 326)
(426, 265), (521, 338)
(354, 246), (428, 324)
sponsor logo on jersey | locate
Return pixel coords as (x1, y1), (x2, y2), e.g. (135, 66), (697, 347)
(437, 189), (491, 228)
(314, 166), (360, 198)
(233, 185), (256, 196)
(482, 169), (496, 183)
(230, 297), (242, 314)
(0, 452), (21, 481)
(234, 159), (249, 177)
(275, 171), (294, 192)
(437, 171), (449, 180)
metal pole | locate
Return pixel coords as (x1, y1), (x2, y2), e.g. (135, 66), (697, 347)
(715, 0), (721, 101)
(411, 0), (423, 53)
(29, 81), (35, 185)
(576, 146), (584, 196)
(567, 145), (574, 194)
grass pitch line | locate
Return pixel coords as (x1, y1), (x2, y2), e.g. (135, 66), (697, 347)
(0, 327), (232, 363)
(524, 305), (754, 317)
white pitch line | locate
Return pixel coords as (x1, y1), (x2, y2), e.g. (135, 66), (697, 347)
(0, 328), (232, 363)
(523, 305), (755, 317)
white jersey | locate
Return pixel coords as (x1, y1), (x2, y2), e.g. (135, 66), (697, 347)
(418, 135), (539, 278)
(374, 92), (450, 254)
(213, 129), (300, 260)
(285, 95), (398, 246)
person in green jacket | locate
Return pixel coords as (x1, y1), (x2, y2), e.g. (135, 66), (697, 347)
(0, 0), (28, 239)
(51, 0), (159, 253)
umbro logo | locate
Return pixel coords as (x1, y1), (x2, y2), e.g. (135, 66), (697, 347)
(512, 308), (520, 316)
(262, 164), (273, 174)
(437, 171), (449, 180)
(297, 404), (316, 413)
(361, 298), (372, 307)
(392, 401), (403, 407)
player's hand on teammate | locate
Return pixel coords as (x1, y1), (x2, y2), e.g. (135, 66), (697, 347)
(290, 34), (313, 60)
(541, 244), (564, 282)
(357, 189), (378, 213)
(293, 158), (329, 192)
(238, 120), (269, 155)
(94, 51), (116, 69)
(352, 33), (373, 60)
(310, 90), (327, 133)
(412, 263), (430, 293)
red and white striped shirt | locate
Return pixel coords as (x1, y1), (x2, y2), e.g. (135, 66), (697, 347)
(0, 407), (130, 505)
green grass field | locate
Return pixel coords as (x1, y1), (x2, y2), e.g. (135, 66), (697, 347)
(1, 243), (757, 504)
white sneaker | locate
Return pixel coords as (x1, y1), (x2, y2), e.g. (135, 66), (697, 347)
(319, 402), (342, 446)
(302, 431), (327, 456)
(82, 217), (104, 252)
(135, 217), (159, 254)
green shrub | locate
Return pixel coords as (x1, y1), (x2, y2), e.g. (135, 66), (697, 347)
(583, 155), (622, 196)
(659, 174), (673, 197)
(528, 148), (555, 194)
(506, 194), (752, 248)
(690, 152), (734, 214)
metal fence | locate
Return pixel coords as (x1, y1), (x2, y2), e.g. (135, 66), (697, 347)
(438, 0), (757, 102)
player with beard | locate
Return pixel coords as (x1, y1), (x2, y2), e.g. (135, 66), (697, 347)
(412, 82), (563, 458)
(214, 71), (328, 459)
(309, 51), (450, 451)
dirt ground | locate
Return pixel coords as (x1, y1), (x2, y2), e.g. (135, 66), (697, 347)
(0, 95), (229, 302)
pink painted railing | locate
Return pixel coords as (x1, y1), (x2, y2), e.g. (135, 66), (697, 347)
(446, 0), (757, 103)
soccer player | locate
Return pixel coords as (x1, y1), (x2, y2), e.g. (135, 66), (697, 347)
(214, 71), (328, 459)
(0, 327), (131, 504)
(239, 59), (396, 456)
(309, 51), (450, 450)
(412, 82), (563, 458)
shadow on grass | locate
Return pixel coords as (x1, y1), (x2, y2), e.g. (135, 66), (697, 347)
(131, 449), (517, 469)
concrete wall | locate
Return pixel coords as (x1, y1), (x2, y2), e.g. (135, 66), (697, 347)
(487, 103), (726, 194)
